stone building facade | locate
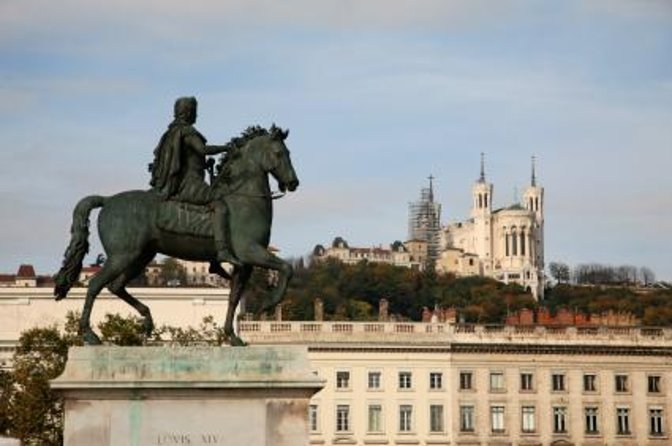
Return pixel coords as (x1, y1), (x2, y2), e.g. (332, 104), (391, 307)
(241, 321), (672, 446)
(313, 237), (423, 270)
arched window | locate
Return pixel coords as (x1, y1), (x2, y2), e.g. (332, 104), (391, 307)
(520, 231), (526, 256)
(505, 233), (510, 257)
(535, 197), (539, 211)
(478, 194), (483, 208)
(484, 193), (488, 208)
(529, 197), (533, 210)
(512, 231), (518, 256)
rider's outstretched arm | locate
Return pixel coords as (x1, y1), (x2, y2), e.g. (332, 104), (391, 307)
(185, 134), (229, 156)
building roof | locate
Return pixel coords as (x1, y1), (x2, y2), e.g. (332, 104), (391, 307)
(81, 266), (102, 274)
(16, 264), (35, 278)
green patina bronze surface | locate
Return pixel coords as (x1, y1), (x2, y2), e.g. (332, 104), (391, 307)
(54, 98), (299, 346)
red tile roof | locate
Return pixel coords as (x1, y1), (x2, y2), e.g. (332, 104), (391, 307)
(81, 266), (102, 274)
(17, 264), (36, 277)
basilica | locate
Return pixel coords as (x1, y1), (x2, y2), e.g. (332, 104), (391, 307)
(434, 156), (545, 299)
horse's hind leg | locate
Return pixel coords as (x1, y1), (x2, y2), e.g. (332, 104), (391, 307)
(80, 253), (137, 345)
(107, 252), (156, 339)
(237, 246), (293, 313)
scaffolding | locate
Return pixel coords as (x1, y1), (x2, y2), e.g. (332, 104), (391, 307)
(407, 176), (442, 265)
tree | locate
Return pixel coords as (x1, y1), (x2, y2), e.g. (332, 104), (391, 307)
(640, 267), (656, 286)
(98, 313), (146, 346)
(7, 327), (69, 445)
(159, 257), (187, 286)
(549, 262), (570, 284)
(0, 369), (12, 436)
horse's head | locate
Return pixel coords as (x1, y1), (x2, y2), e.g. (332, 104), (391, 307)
(260, 125), (299, 193)
(216, 125), (299, 195)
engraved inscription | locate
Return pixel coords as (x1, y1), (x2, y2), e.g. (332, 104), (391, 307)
(156, 433), (225, 445)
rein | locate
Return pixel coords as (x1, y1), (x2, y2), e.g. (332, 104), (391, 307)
(228, 190), (286, 200)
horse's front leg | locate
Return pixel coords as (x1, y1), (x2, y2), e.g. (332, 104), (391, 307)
(237, 246), (293, 314)
(225, 265), (252, 346)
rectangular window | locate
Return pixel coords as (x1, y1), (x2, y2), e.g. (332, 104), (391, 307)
(368, 404), (383, 433)
(459, 371), (473, 390)
(585, 407), (599, 434)
(399, 405), (413, 432)
(460, 406), (475, 432)
(309, 404), (319, 432)
(617, 407), (630, 435)
(553, 406), (567, 433)
(430, 405), (444, 432)
(552, 373), (565, 391)
(490, 372), (505, 392)
(583, 373), (597, 392)
(429, 372), (443, 390)
(649, 375), (662, 394)
(491, 406), (505, 433)
(615, 374), (629, 393)
(336, 371), (350, 389)
(521, 406), (535, 433)
(399, 372), (412, 389)
(368, 371), (381, 390)
(336, 405), (350, 432)
(650, 408), (664, 436)
(520, 372), (534, 391)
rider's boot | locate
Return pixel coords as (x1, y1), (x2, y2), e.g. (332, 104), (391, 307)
(216, 242), (241, 267)
(213, 202), (242, 267)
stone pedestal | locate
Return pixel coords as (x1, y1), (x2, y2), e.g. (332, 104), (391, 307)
(51, 346), (323, 446)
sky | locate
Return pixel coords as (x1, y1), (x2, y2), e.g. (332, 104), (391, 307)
(0, 0), (670, 280)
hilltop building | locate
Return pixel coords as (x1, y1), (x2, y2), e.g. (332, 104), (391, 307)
(437, 155), (545, 299)
(312, 237), (424, 270)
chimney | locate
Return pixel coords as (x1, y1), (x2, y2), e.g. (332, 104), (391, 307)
(314, 298), (324, 321)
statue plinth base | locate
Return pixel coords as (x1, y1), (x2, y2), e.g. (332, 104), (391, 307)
(51, 346), (323, 446)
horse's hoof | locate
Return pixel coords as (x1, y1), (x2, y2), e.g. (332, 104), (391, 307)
(82, 329), (102, 346)
(143, 319), (155, 338)
(229, 336), (247, 347)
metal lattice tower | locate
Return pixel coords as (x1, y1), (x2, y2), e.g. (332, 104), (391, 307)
(408, 175), (442, 264)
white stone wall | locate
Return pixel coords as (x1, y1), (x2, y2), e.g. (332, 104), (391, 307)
(0, 287), (231, 368)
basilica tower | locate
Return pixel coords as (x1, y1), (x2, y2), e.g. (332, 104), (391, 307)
(470, 153), (494, 271)
(522, 156), (545, 297)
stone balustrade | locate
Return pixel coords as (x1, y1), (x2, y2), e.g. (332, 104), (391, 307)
(238, 321), (672, 348)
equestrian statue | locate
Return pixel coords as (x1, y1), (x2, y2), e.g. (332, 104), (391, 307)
(53, 97), (299, 346)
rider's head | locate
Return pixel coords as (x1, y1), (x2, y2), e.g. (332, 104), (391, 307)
(174, 97), (197, 124)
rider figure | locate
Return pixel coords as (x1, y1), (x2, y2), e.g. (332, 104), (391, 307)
(150, 96), (240, 266)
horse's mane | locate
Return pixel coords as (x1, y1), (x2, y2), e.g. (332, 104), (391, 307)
(222, 125), (270, 155)
(215, 125), (287, 182)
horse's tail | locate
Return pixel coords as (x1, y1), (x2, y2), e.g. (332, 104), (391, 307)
(54, 195), (107, 300)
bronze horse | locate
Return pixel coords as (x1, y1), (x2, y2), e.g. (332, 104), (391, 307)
(54, 126), (299, 346)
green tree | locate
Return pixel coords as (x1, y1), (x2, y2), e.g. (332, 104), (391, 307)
(0, 369), (13, 436)
(8, 327), (69, 445)
(98, 313), (146, 346)
(159, 257), (187, 286)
